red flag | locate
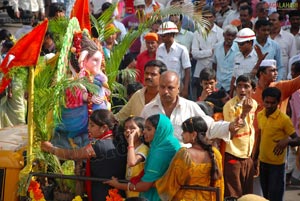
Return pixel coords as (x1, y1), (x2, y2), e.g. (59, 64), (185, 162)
(0, 19), (48, 93)
(70, 0), (91, 33)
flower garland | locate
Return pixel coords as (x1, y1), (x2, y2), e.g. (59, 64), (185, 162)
(105, 188), (124, 201)
(28, 180), (46, 201)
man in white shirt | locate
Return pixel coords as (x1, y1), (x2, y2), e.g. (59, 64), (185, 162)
(156, 21), (191, 98)
(141, 70), (250, 144)
(192, 6), (223, 98)
(287, 10), (300, 55)
(269, 12), (297, 80)
(9, 0), (45, 19)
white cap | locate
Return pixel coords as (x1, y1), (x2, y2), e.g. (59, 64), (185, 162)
(134, 0), (145, 6)
(235, 28), (256, 43)
(289, 54), (300, 66)
(260, 59), (277, 68)
(157, 21), (179, 35)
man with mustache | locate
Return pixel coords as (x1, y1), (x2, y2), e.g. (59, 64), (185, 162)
(115, 60), (167, 122)
(141, 70), (251, 145)
(136, 32), (159, 84)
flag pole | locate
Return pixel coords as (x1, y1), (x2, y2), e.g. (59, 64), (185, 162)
(19, 66), (35, 196)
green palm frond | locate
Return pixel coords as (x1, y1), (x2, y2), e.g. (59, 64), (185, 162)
(90, 4), (116, 41)
(48, 17), (70, 50)
(158, 3), (210, 36)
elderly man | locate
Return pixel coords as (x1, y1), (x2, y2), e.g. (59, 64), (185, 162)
(141, 71), (252, 144)
(213, 24), (239, 92)
(115, 60), (167, 122)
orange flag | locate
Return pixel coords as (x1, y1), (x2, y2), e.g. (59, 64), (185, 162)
(0, 19), (48, 93)
(70, 0), (91, 33)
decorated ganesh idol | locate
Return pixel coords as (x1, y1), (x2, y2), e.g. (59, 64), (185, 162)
(51, 31), (111, 149)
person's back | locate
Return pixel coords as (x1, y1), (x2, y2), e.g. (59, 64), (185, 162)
(156, 116), (224, 201)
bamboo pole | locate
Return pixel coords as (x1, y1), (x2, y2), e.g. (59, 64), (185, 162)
(19, 66), (35, 196)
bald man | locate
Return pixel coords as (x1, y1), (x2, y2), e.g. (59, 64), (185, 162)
(141, 70), (251, 144)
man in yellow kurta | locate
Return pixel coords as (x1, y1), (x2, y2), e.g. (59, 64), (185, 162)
(223, 75), (257, 198)
(257, 87), (300, 201)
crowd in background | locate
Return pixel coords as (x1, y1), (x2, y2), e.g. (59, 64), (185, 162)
(1, 0), (300, 201)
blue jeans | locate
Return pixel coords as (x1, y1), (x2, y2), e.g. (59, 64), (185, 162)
(259, 161), (285, 201)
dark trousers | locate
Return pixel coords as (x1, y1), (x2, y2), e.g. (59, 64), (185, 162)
(259, 161), (285, 201)
(224, 153), (254, 198)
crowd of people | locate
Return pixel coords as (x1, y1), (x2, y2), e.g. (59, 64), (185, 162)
(1, 0), (300, 201)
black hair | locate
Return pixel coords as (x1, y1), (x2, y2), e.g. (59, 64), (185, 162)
(255, 19), (271, 30)
(262, 87), (281, 102)
(90, 109), (118, 130)
(289, 10), (300, 18)
(270, 11), (284, 21)
(199, 67), (216, 82)
(182, 116), (222, 186)
(90, 109), (127, 155)
(127, 82), (143, 97)
(236, 74), (253, 86)
(256, 1), (267, 9)
(242, 20), (253, 29)
(0, 29), (13, 41)
(146, 114), (160, 129)
(197, 101), (214, 117)
(124, 116), (145, 132)
(240, 5), (253, 16)
(45, 30), (54, 40)
(236, 74), (256, 90)
(238, 0), (251, 6)
(256, 64), (273, 79)
(48, 3), (66, 18)
(1, 40), (14, 51)
(292, 61), (300, 75)
(202, 5), (216, 16)
(144, 60), (167, 74)
(102, 2), (112, 12)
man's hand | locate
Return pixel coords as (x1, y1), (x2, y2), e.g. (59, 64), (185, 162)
(253, 159), (260, 177)
(273, 138), (289, 155)
(241, 97), (253, 119)
(229, 117), (245, 138)
(254, 45), (268, 62)
(14, 11), (20, 18)
(198, 87), (213, 101)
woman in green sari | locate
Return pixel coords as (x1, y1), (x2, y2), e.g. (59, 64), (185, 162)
(104, 114), (181, 200)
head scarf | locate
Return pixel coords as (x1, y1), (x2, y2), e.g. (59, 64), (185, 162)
(143, 114), (180, 182)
